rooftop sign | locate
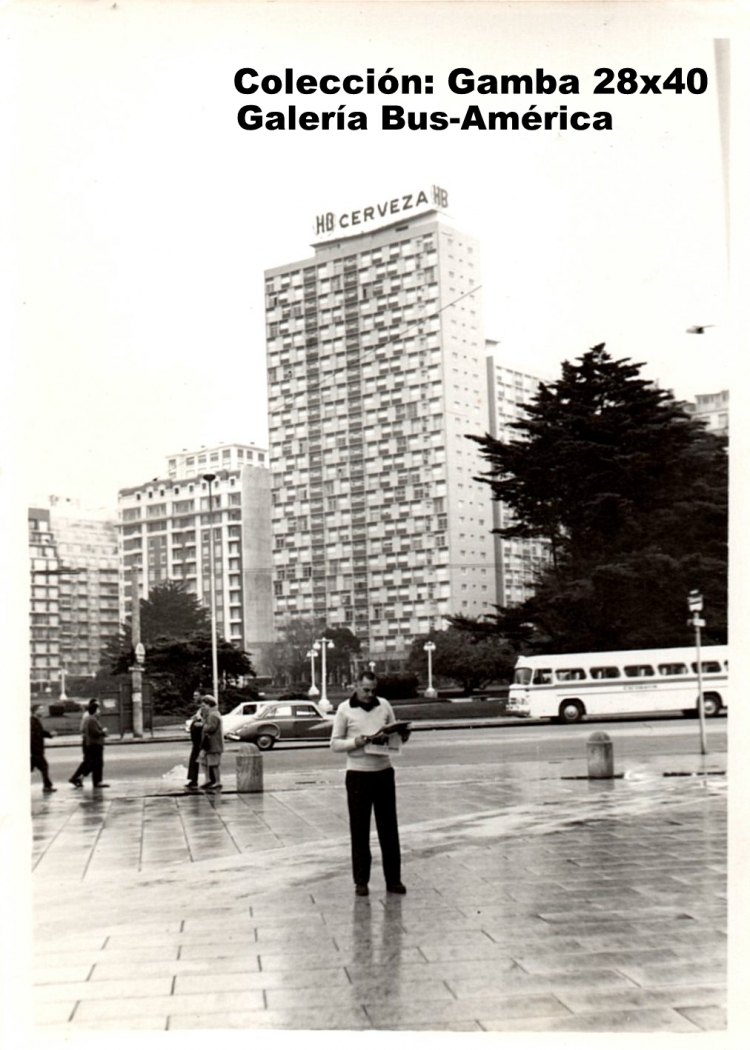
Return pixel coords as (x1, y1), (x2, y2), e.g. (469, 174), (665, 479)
(312, 184), (449, 244)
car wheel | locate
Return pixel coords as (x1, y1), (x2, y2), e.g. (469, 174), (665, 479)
(256, 734), (275, 751)
(701, 694), (722, 718)
(558, 700), (584, 724)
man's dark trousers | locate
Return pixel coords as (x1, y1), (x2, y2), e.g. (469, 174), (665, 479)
(345, 767), (401, 887)
(30, 753), (53, 790)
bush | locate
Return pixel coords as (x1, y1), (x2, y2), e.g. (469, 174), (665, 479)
(375, 673), (419, 701)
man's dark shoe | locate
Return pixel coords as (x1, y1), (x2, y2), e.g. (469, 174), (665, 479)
(387, 883), (407, 894)
(355, 884), (369, 897)
(69, 778), (82, 788)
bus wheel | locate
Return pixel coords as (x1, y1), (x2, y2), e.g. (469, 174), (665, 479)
(558, 700), (584, 724)
(701, 694), (722, 718)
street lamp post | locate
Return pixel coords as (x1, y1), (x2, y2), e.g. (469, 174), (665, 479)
(59, 663), (67, 701)
(313, 638), (334, 713)
(688, 590), (708, 756)
(306, 648), (320, 698)
(130, 566), (144, 737)
(203, 474), (219, 705)
(423, 640), (437, 699)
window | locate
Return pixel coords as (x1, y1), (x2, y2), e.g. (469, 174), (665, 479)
(691, 661), (722, 674)
(590, 666), (621, 679)
(624, 665), (655, 678)
(658, 663), (688, 676)
(532, 668), (552, 685)
(555, 668), (586, 681)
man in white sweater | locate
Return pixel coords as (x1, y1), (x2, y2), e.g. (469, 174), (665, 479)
(331, 670), (408, 897)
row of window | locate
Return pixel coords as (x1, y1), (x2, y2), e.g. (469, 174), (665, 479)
(527, 661), (726, 685)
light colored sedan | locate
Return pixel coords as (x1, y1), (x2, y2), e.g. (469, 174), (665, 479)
(225, 701), (334, 750)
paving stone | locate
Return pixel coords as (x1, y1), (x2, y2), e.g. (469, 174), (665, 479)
(365, 992), (571, 1027)
(676, 1005), (727, 1029)
(555, 984), (726, 1014)
(34, 976), (173, 1001)
(167, 1006), (372, 1029)
(73, 989), (265, 1021)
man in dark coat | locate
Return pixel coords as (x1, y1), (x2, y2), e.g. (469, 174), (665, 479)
(30, 705), (56, 793)
(69, 699), (109, 788)
(185, 697), (206, 790)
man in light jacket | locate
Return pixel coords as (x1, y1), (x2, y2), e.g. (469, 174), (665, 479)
(330, 670), (409, 897)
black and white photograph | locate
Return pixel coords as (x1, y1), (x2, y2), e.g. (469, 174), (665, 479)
(1, 0), (744, 1042)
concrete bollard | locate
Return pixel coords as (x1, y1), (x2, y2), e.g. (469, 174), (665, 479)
(587, 731), (614, 779)
(236, 743), (263, 793)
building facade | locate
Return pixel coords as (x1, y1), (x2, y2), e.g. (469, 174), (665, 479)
(29, 498), (119, 695)
(116, 443), (274, 670)
(486, 344), (551, 607)
(265, 191), (497, 670)
(686, 389), (729, 438)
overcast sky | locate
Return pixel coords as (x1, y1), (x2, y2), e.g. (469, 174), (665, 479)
(5, 0), (737, 511)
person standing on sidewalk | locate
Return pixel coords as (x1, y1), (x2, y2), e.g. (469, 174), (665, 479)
(30, 706), (56, 793)
(185, 697), (206, 790)
(69, 699), (109, 788)
(199, 696), (223, 791)
(330, 670), (409, 897)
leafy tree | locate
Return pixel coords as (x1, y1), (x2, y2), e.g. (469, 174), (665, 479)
(407, 627), (516, 694)
(466, 344), (728, 651)
(100, 581), (254, 709)
(265, 618), (361, 688)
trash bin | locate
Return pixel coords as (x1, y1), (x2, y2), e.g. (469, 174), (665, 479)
(236, 743), (263, 793)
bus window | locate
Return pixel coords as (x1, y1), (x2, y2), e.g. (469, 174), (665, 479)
(556, 668), (586, 681)
(513, 668), (532, 686)
(658, 663), (688, 676)
(532, 668), (552, 685)
(624, 665), (655, 677)
(590, 666), (620, 679)
(691, 661), (721, 674)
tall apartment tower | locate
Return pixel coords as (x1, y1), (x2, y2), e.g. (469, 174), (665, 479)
(28, 498), (119, 694)
(486, 343), (551, 607)
(265, 188), (497, 670)
(116, 443), (274, 671)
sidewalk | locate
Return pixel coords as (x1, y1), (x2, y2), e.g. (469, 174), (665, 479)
(28, 748), (727, 1032)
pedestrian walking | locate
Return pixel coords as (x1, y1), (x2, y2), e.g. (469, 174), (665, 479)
(185, 697), (206, 790)
(199, 696), (223, 791)
(330, 670), (410, 897)
(69, 699), (109, 788)
(30, 705), (56, 793)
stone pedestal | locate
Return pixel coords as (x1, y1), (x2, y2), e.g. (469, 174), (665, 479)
(587, 730), (614, 778)
(236, 744), (263, 793)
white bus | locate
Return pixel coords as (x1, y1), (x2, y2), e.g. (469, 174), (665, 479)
(507, 645), (728, 723)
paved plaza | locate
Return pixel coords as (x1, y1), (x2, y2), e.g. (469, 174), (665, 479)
(26, 746), (728, 1033)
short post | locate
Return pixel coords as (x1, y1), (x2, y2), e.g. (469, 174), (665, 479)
(236, 743), (263, 793)
(587, 731), (614, 779)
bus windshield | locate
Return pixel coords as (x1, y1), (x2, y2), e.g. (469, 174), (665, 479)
(513, 667), (532, 685)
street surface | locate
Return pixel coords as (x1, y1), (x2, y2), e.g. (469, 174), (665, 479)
(43, 718), (727, 786)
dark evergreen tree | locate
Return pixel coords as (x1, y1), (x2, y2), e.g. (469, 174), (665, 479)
(100, 581), (254, 708)
(465, 344), (727, 651)
(407, 627), (516, 693)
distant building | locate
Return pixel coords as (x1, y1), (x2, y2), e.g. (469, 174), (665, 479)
(28, 498), (119, 695)
(486, 343), (551, 607)
(116, 442), (274, 671)
(686, 389), (729, 437)
(264, 187), (497, 670)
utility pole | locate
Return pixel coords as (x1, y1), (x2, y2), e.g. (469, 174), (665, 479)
(131, 567), (144, 737)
